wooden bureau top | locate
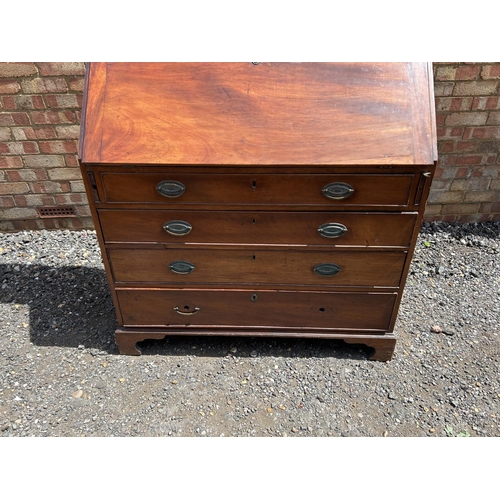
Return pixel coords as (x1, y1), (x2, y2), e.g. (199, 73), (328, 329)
(79, 62), (437, 166)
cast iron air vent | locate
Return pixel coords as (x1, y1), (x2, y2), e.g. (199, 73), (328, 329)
(37, 206), (77, 218)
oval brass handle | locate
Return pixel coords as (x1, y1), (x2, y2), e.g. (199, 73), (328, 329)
(318, 223), (348, 238)
(163, 220), (192, 236)
(156, 180), (186, 198)
(169, 261), (195, 274)
(313, 263), (341, 276)
(322, 182), (354, 200)
(174, 306), (200, 315)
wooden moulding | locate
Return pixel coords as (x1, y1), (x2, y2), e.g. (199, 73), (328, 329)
(115, 328), (397, 362)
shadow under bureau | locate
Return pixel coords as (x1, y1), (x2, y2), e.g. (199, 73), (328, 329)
(78, 63), (437, 361)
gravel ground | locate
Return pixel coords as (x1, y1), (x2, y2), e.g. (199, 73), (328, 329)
(0, 221), (498, 437)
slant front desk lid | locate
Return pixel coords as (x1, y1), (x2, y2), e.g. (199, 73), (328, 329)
(79, 62), (437, 166)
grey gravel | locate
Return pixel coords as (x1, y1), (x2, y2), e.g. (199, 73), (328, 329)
(0, 222), (499, 437)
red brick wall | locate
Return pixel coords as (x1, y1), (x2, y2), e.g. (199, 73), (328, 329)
(0, 62), (90, 231)
(0, 62), (499, 231)
(430, 63), (500, 222)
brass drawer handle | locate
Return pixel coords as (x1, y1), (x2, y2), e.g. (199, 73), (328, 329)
(313, 263), (341, 276)
(169, 261), (195, 274)
(322, 182), (354, 200)
(156, 180), (186, 198)
(174, 306), (200, 315)
(163, 220), (192, 236)
(318, 222), (348, 238)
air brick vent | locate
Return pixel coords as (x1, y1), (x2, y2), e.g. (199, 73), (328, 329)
(37, 206), (77, 218)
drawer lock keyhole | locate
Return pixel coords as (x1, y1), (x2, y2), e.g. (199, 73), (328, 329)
(251, 293), (258, 302)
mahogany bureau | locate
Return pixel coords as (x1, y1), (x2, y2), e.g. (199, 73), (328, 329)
(78, 62), (437, 361)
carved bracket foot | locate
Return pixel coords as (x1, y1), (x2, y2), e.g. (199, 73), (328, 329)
(115, 329), (168, 356)
(343, 334), (397, 362)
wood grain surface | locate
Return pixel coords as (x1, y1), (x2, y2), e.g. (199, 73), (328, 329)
(80, 62), (437, 166)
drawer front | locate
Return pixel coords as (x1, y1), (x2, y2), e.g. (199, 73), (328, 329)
(108, 248), (407, 287)
(116, 289), (397, 330)
(99, 210), (417, 247)
(100, 173), (414, 208)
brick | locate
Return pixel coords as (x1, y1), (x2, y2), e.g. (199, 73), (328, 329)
(55, 125), (80, 139)
(438, 141), (454, 153)
(37, 63), (86, 76)
(75, 205), (91, 217)
(491, 179), (500, 189)
(39, 140), (78, 154)
(24, 155), (65, 167)
(54, 193), (84, 204)
(428, 191), (463, 204)
(481, 202), (500, 213)
(0, 112), (30, 126)
(465, 178), (491, 190)
(68, 77), (85, 92)
(436, 127), (464, 139)
(0, 141), (39, 154)
(477, 140), (500, 153)
(0, 63), (37, 78)
(423, 203), (442, 215)
(6, 169), (47, 182)
(13, 194), (56, 207)
(450, 179), (467, 191)
(69, 180), (85, 192)
(455, 140), (478, 152)
(464, 190), (500, 203)
(0, 127), (11, 141)
(45, 94), (80, 109)
(436, 97), (472, 112)
(456, 214), (491, 223)
(424, 214), (457, 222)
(65, 154), (79, 166)
(455, 155), (483, 165)
(0, 156), (23, 168)
(11, 126), (57, 140)
(445, 112), (488, 126)
(435, 115), (445, 126)
(438, 155), (456, 167)
(435, 66), (457, 81)
(463, 126), (500, 139)
(30, 110), (77, 124)
(20, 77), (68, 94)
(453, 81), (498, 96)
(471, 166), (500, 177)
(0, 196), (15, 207)
(455, 65), (481, 80)
(487, 112), (500, 125)
(442, 203), (480, 215)
(429, 179), (452, 190)
(480, 64), (500, 79)
(0, 207), (38, 219)
(0, 79), (21, 94)
(433, 82), (454, 96)
(47, 168), (83, 180)
(0, 181), (29, 195)
(472, 97), (500, 110)
(1, 95), (45, 110)
(30, 180), (70, 193)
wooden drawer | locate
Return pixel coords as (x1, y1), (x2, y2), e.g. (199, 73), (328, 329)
(99, 210), (417, 247)
(108, 248), (407, 287)
(100, 172), (415, 208)
(116, 288), (397, 331)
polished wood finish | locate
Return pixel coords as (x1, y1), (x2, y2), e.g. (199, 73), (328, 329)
(79, 63), (437, 361)
(116, 289), (397, 330)
(108, 248), (407, 287)
(80, 63), (436, 166)
(100, 172), (415, 208)
(99, 210), (418, 247)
